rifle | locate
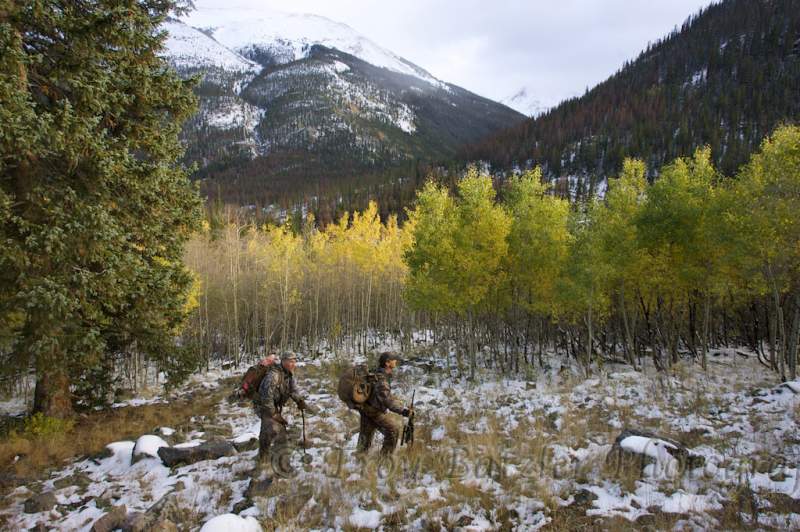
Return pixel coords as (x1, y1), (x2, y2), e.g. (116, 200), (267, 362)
(401, 389), (415, 447)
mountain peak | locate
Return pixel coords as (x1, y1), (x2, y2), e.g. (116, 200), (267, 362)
(180, 7), (446, 89)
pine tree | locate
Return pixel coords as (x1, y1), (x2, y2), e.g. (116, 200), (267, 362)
(0, 0), (202, 417)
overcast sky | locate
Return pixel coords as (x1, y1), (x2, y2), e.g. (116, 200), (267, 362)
(190, 0), (717, 113)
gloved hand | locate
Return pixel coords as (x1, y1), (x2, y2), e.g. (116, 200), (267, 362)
(401, 408), (413, 417)
(297, 399), (319, 415)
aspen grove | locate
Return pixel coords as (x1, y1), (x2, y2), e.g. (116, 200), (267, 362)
(182, 125), (800, 381)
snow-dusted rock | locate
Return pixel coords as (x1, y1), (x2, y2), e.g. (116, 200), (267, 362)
(132, 435), (169, 463)
(606, 429), (704, 478)
(199, 513), (262, 532)
(157, 440), (235, 467)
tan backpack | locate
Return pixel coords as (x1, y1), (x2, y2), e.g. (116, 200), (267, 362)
(337, 364), (374, 409)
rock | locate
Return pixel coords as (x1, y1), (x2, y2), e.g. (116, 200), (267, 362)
(456, 515), (474, 527)
(232, 499), (253, 515)
(122, 512), (150, 532)
(244, 477), (273, 499)
(606, 428), (705, 477)
(27, 524), (47, 532)
(572, 489), (598, 507)
(231, 436), (259, 452)
(157, 440), (235, 467)
(24, 492), (57, 513)
(91, 504), (127, 532)
(132, 435), (169, 463)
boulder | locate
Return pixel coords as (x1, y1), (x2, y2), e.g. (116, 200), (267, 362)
(24, 492), (57, 513)
(132, 435), (169, 463)
(606, 428), (704, 477)
(90, 504), (127, 532)
(157, 440), (235, 467)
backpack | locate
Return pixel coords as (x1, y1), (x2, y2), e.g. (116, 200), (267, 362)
(240, 363), (272, 400)
(337, 364), (374, 409)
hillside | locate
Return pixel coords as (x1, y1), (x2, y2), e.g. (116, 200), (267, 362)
(462, 0), (800, 198)
(161, 12), (525, 208)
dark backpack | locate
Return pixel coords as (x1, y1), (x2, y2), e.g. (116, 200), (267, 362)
(337, 364), (375, 410)
(240, 364), (270, 400)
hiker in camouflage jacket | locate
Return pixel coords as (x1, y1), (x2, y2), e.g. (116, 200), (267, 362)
(356, 352), (412, 456)
(257, 352), (310, 474)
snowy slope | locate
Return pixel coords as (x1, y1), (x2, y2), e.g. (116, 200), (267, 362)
(180, 8), (447, 90)
(162, 20), (260, 75)
(501, 86), (550, 117)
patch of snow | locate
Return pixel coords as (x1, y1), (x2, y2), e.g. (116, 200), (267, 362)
(182, 7), (448, 90)
(501, 86), (550, 117)
(349, 508), (382, 529)
(162, 20), (260, 74)
(132, 435), (169, 461)
(199, 513), (262, 532)
(431, 426), (446, 441)
(0, 396), (27, 416)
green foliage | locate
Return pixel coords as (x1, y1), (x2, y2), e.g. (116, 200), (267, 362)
(405, 168), (511, 318)
(736, 125), (800, 293)
(0, 1), (202, 412)
(20, 413), (75, 439)
(637, 147), (723, 300)
(505, 168), (570, 316)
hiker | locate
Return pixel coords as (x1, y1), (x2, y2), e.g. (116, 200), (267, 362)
(355, 352), (413, 457)
(257, 352), (311, 474)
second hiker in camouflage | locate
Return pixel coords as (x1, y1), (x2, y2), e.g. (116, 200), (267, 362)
(355, 352), (413, 457)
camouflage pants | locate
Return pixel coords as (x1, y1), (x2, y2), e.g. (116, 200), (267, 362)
(356, 409), (401, 455)
(258, 414), (288, 464)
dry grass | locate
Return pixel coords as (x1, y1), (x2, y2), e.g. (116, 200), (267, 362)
(0, 378), (234, 495)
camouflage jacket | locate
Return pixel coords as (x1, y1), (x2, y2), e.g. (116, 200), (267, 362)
(257, 365), (304, 418)
(366, 367), (405, 415)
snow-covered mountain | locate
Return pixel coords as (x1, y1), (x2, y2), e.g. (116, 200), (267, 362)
(159, 9), (524, 199)
(501, 87), (550, 118)
(183, 9), (447, 90)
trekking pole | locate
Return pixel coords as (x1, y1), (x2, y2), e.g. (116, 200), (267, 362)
(301, 408), (312, 464)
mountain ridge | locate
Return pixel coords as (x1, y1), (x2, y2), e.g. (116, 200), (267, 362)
(462, 0), (800, 199)
(160, 11), (525, 207)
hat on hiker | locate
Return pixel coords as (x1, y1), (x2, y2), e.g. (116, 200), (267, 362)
(378, 352), (403, 368)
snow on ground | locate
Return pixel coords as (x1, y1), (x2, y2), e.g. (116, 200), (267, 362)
(2, 342), (800, 530)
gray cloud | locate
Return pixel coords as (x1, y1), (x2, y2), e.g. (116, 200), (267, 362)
(191, 0), (716, 110)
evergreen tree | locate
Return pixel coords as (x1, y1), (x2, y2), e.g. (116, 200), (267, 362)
(0, 0), (202, 417)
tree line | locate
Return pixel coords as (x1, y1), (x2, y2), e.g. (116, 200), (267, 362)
(185, 125), (800, 382)
(462, 0), (800, 195)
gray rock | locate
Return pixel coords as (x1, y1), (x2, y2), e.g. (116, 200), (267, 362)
(24, 492), (57, 513)
(90, 504), (127, 532)
(157, 440), (235, 467)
